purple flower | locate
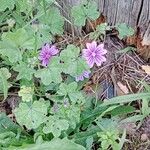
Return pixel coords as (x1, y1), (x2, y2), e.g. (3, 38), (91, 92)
(75, 71), (90, 82)
(82, 41), (107, 68)
(39, 44), (58, 67)
(63, 99), (69, 108)
(52, 103), (59, 113)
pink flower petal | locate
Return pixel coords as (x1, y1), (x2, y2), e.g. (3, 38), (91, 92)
(82, 41), (107, 68)
(95, 55), (106, 66)
(39, 44), (59, 67)
(97, 43), (104, 49)
(94, 57), (102, 66)
(100, 56), (107, 62)
(42, 59), (49, 67)
(97, 44), (107, 55)
(87, 57), (95, 68)
(50, 45), (59, 55)
(86, 41), (97, 50)
(83, 71), (90, 78)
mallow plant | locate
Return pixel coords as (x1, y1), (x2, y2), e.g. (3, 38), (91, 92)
(0, 0), (139, 149)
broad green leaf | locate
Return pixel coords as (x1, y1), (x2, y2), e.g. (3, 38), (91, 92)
(71, 1), (99, 26)
(35, 68), (61, 85)
(0, 41), (22, 63)
(75, 58), (90, 76)
(0, 68), (11, 99)
(57, 82), (84, 103)
(13, 62), (35, 80)
(57, 83), (68, 95)
(60, 45), (89, 76)
(39, 7), (64, 35)
(0, 0), (15, 11)
(116, 23), (134, 39)
(2, 28), (35, 50)
(18, 86), (34, 102)
(35, 57), (62, 85)
(96, 23), (109, 35)
(14, 100), (49, 129)
(60, 45), (80, 61)
(0, 28), (35, 63)
(53, 103), (81, 129)
(15, 0), (32, 12)
(63, 105), (81, 129)
(7, 138), (86, 150)
(67, 82), (78, 93)
(71, 4), (85, 26)
(90, 23), (110, 39)
(43, 116), (69, 137)
(34, 24), (53, 48)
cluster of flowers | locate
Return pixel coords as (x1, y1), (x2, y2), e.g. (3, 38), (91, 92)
(39, 41), (107, 82)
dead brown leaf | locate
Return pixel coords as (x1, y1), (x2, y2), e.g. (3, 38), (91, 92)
(141, 65), (150, 75)
(117, 81), (129, 94)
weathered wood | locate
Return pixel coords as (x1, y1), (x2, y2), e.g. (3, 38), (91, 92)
(57, 0), (150, 43)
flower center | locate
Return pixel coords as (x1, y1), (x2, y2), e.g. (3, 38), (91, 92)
(91, 52), (96, 57)
(45, 53), (51, 59)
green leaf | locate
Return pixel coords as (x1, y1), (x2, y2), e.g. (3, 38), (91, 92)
(2, 28), (35, 50)
(13, 99), (49, 129)
(0, 131), (16, 147)
(57, 82), (84, 103)
(0, 41), (22, 63)
(89, 23), (109, 40)
(43, 116), (69, 137)
(62, 104), (81, 129)
(0, 68), (11, 99)
(116, 23), (134, 39)
(80, 105), (109, 127)
(121, 115), (144, 123)
(96, 118), (119, 131)
(60, 45), (89, 76)
(74, 58), (90, 76)
(18, 86), (34, 102)
(35, 57), (62, 85)
(101, 93), (150, 106)
(13, 62), (35, 80)
(57, 83), (68, 95)
(0, 28), (35, 63)
(71, 1), (99, 26)
(7, 138), (86, 150)
(0, 0), (15, 11)
(116, 46), (135, 54)
(0, 113), (21, 133)
(72, 126), (102, 145)
(110, 105), (135, 116)
(39, 7), (64, 35)
(15, 0), (32, 12)
(118, 129), (126, 150)
(86, 136), (93, 150)
(34, 24), (53, 48)
(141, 98), (150, 116)
(60, 44), (80, 61)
